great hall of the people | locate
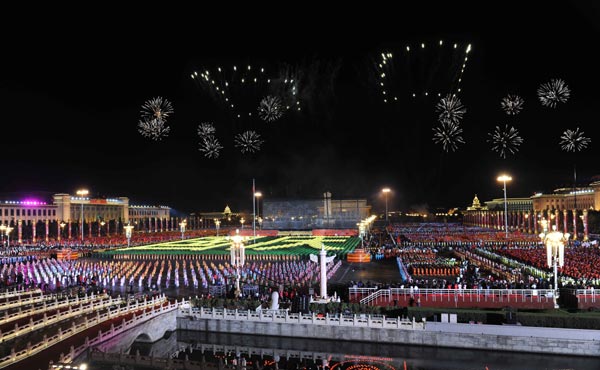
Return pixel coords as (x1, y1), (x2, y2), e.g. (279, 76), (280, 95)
(463, 180), (600, 241)
(0, 193), (181, 243)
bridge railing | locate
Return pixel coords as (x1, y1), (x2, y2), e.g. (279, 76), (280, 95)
(0, 292), (108, 327)
(0, 294), (122, 344)
(0, 288), (42, 300)
(184, 307), (424, 330)
(59, 296), (183, 365)
(0, 295), (169, 369)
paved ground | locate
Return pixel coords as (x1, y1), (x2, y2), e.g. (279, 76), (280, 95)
(331, 259), (402, 286)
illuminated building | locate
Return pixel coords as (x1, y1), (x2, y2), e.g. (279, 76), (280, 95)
(0, 192), (176, 243)
(463, 180), (600, 240)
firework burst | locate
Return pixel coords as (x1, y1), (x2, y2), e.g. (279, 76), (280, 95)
(199, 135), (223, 159)
(487, 124), (524, 158)
(537, 79), (570, 108)
(500, 94), (524, 115)
(435, 94), (466, 124)
(258, 95), (284, 122)
(234, 130), (263, 153)
(560, 128), (591, 152)
(138, 118), (170, 141)
(197, 122), (216, 137)
(432, 120), (465, 152)
(141, 97), (174, 120)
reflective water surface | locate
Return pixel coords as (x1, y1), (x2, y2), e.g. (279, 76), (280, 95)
(87, 330), (598, 370)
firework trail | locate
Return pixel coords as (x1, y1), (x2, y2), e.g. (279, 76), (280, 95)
(432, 120), (465, 152)
(140, 96), (174, 121)
(197, 122), (216, 137)
(500, 94), (524, 115)
(487, 124), (524, 158)
(234, 130), (263, 153)
(435, 94), (466, 124)
(199, 135), (223, 159)
(560, 128), (591, 152)
(258, 95), (284, 122)
(537, 79), (570, 108)
(138, 118), (170, 141)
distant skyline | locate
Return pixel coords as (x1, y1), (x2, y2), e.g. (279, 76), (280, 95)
(1, 3), (599, 214)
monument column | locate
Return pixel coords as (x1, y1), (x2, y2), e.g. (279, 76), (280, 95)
(563, 209), (568, 234)
(534, 213), (538, 234)
(555, 210), (560, 231)
(45, 219), (49, 242)
(68, 220), (72, 239)
(32, 221), (36, 243)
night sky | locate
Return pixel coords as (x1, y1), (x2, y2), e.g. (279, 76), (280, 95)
(1, 3), (599, 215)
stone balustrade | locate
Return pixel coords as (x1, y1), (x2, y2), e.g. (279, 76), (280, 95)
(0, 293), (108, 327)
(0, 295), (169, 369)
(184, 307), (424, 330)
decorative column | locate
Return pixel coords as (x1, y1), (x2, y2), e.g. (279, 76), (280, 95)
(45, 219), (49, 242)
(57, 221), (61, 241)
(572, 210), (578, 240)
(154, 217), (158, 233)
(563, 209), (568, 235)
(555, 210), (560, 231)
(583, 209), (589, 241)
(88, 220), (92, 238)
(526, 212), (531, 233)
(534, 213), (538, 235)
(18, 220), (22, 244)
(68, 221), (72, 239)
(107, 221), (110, 236)
(32, 221), (36, 243)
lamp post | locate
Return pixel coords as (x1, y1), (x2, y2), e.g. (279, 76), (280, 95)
(124, 224), (134, 247)
(497, 175), (512, 239)
(539, 219), (570, 309)
(382, 188), (391, 224)
(179, 220), (187, 240)
(99, 221), (105, 237)
(76, 189), (89, 241)
(240, 217), (245, 230)
(230, 229), (246, 298)
(5, 226), (13, 247)
(59, 222), (66, 242)
(0, 225), (5, 246)
(254, 191), (262, 240)
(214, 219), (221, 237)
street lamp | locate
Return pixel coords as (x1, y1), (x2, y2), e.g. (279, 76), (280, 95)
(230, 229), (246, 298)
(254, 191), (262, 240)
(382, 188), (391, 224)
(124, 224), (134, 247)
(240, 217), (245, 230)
(179, 219), (187, 240)
(0, 225), (5, 246)
(76, 189), (89, 241)
(539, 219), (570, 309)
(5, 226), (13, 247)
(100, 221), (106, 237)
(497, 175), (512, 239)
(59, 221), (66, 241)
(214, 219), (221, 237)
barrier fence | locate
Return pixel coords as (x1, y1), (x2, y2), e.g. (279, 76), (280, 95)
(351, 287), (556, 307)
